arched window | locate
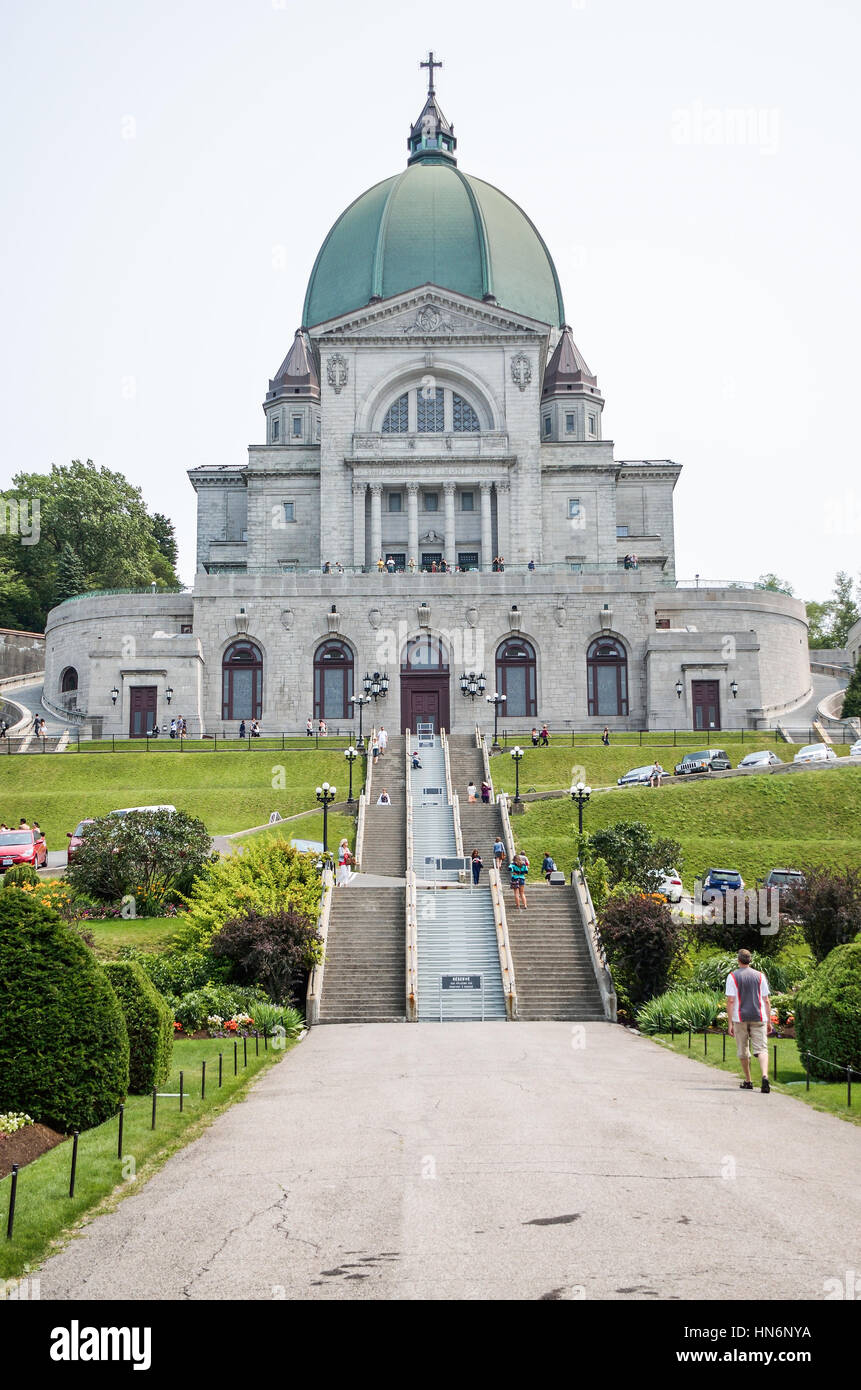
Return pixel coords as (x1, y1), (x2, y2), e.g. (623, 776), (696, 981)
(60, 667), (79, 693)
(452, 394), (479, 432)
(314, 641), (354, 721)
(401, 635), (449, 671)
(417, 386), (444, 432)
(382, 393), (408, 433)
(587, 638), (628, 717)
(496, 639), (537, 718)
(222, 640), (263, 722)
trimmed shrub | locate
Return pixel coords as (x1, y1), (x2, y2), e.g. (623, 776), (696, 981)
(636, 989), (725, 1034)
(0, 889), (129, 1131)
(599, 893), (686, 1008)
(691, 951), (809, 995)
(2, 864), (40, 889)
(210, 908), (322, 1004)
(102, 961), (173, 1093)
(118, 945), (221, 997)
(794, 942), (861, 1080)
(177, 840), (322, 952)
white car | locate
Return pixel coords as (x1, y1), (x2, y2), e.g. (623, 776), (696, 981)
(849, 739), (861, 759)
(109, 804), (178, 818)
(738, 749), (783, 770)
(793, 744), (837, 765)
(656, 869), (683, 903)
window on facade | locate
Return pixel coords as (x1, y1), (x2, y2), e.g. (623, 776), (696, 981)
(423, 492), (439, 512)
(496, 639), (537, 719)
(271, 417), (280, 442)
(180, 624), (192, 634)
(616, 524), (629, 538)
(417, 386), (445, 433)
(314, 641), (354, 721)
(388, 492), (402, 513)
(222, 641), (263, 722)
(458, 552), (479, 570)
(565, 413), (575, 433)
(568, 498), (581, 519)
(569, 560), (584, 573)
(588, 413), (597, 436)
(292, 415), (302, 437)
(543, 416), (551, 436)
(452, 394), (479, 432)
(402, 635), (449, 670)
(655, 617), (671, 630)
(382, 393), (409, 433)
(461, 491), (474, 512)
(283, 502), (295, 523)
(587, 638), (628, 717)
(61, 667), (79, 693)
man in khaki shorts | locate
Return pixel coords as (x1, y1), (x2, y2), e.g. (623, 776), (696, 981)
(725, 948), (771, 1093)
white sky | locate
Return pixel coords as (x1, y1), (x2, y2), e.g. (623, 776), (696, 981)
(1, 0), (859, 599)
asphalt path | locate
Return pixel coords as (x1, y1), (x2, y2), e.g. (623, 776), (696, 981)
(37, 1022), (859, 1301)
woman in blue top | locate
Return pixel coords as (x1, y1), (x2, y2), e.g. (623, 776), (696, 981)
(509, 852), (529, 909)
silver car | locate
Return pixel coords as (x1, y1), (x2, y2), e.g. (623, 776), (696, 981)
(793, 744), (837, 764)
(738, 749), (783, 770)
(617, 764), (657, 786)
(849, 739), (861, 759)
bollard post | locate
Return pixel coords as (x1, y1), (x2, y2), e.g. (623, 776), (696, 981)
(243, 1034), (248, 1068)
(704, 1030), (708, 1055)
(722, 1030), (726, 1061)
(234, 1040), (238, 1075)
(264, 1030), (268, 1052)
(773, 1044), (777, 1082)
(688, 1027), (691, 1050)
(69, 1132), (79, 1198)
(201, 1060), (206, 1100)
(848, 1067), (853, 1109)
(219, 1052), (223, 1087)
(117, 1104), (124, 1159)
(179, 1070), (184, 1112)
(6, 1164), (19, 1238)
(805, 1052), (810, 1091)
(670, 1020), (674, 1042)
(255, 1030), (259, 1056)
(151, 1087), (157, 1129)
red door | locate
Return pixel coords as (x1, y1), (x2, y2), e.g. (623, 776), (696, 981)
(129, 686), (157, 738)
(691, 680), (720, 732)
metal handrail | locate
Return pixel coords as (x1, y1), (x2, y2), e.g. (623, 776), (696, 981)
(440, 727), (454, 806)
(305, 866), (335, 1026)
(55, 586), (190, 605)
(355, 788), (368, 871)
(490, 865), (518, 1021)
(499, 790), (516, 865)
(451, 791), (464, 859)
(405, 869), (419, 1022)
(477, 727), (494, 800)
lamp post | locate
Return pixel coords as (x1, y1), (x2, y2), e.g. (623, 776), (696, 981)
(350, 693), (371, 751)
(316, 781), (336, 853)
(510, 745), (524, 804)
(571, 780), (592, 835)
(459, 671), (487, 700)
(486, 691), (506, 748)
(364, 670), (389, 703)
(344, 745), (358, 804)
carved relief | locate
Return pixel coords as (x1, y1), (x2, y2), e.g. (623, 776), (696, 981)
(326, 354), (348, 393)
(465, 607), (479, 628)
(554, 606), (567, 627)
(368, 609), (382, 629)
(280, 609), (294, 631)
(511, 353), (532, 391)
(404, 305), (454, 335)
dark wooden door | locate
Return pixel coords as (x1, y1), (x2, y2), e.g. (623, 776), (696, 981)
(129, 686), (157, 738)
(400, 677), (450, 733)
(691, 680), (720, 732)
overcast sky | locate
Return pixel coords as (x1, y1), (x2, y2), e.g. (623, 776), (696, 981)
(2, 0), (859, 599)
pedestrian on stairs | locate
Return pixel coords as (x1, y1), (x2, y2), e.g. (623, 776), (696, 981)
(377, 788), (391, 804)
(542, 850), (557, 881)
(337, 839), (353, 886)
(509, 851), (529, 909)
(493, 837), (505, 871)
(467, 781), (477, 802)
(378, 725), (388, 755)
(480, 779), (491, 803)
(471, 849), (483, 885)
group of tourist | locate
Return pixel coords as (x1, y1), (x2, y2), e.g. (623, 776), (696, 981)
(530, 725), (551, 746)
(466, 780), (492, 804)
(238, 719), (261, 738)
(0, 817), (42, 835)
(306, 718), (328, 736)
(622, 553), (639, 570)
(370, 726), (388, 761)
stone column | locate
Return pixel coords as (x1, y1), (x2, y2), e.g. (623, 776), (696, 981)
(480, 481), (493, 571)
(444, 482), (456, 567)
(407, 483), (419, 566)
(352, 482), (366, 569)
(496, 480), (511, 565)
(370, 483), (383, 565)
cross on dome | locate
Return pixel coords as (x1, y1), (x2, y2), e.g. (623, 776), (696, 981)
(420, 50), (443, 97)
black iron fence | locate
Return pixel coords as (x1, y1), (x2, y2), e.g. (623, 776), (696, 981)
(661, 1024), (859, 1107)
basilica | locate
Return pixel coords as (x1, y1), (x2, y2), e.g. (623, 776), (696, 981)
(44, 58), (810, 737)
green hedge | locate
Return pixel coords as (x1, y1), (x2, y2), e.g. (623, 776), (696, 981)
(102, 961), (173, 1094)
(0, 890), (129, 1131)
(794, 942), (861, 1080)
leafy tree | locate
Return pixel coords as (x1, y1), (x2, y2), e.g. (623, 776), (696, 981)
(211, 908), (323, 1004)
(581, 820), (683, 893)
(805, 599), (834, 649)
(757, 573), (794, 596)
(794, 942), (861, 1080)
(783, 867), (861, 963)
(842, 655), (861, 718)
(828, 570), (860, 648)
(599, 894), (686, 1008)
(54, 542), (87, 602)
(149, 512), (179, 568)
(176, 839), (323, 952)
(65, 809), (213, 907)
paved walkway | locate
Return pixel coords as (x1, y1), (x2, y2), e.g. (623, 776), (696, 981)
(38, 1024), (859, 1301)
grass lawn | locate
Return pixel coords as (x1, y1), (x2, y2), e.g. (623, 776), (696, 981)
(234, 808), (357, 853)
(0, 749), (366, 844)
(0, 1036), (295, 1280)
(84, 916), (179, 959)
(501, 765), (861, 889)
(647, 1032), (860, 1125)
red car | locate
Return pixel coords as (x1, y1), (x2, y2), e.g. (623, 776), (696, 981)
(0, 828), (48, 871)
(66, 819), (95, 861)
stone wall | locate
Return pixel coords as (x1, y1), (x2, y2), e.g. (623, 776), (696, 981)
(0, 628), (45, 678)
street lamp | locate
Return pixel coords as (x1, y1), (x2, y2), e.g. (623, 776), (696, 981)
(510, 745), (524, 804)
(316, 781), (337, 853)
(459, 671), (487, 699)
(165, 686), (174, 705)
(350, 693), (371, 751)
(344, 745), (358, 804)
(486, 690), (506, 748)
(364, 670), (389, 702)
(730, 679), (739, 699)
(675, 679), (684, 700)
(571, 780), (592, 834)
(110, 686), (119, 706)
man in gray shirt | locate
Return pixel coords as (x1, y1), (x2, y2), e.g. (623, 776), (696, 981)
(725, 948), (771, 1093)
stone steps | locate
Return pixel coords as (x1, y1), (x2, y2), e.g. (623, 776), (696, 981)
(319, 886), (405, 1023)
(502, 886), (605, 1022)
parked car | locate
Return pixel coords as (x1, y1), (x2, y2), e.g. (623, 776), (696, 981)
(793, 744), (837, 765)
(738, 749), (783, 770)
(0, 828), (48, 872)
(674, 749), (732, 776)
(66, 818), (96, 860)
(108, 804), (177, 818)
(656, 868), (684, 903)
(848, 739), (861, 759)
(701, 867), (745, 902)
(617, 765), (657, 786)
(760, 867), (806, 890)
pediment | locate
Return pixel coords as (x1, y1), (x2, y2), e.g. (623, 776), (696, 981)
(312, 285), (550, 343)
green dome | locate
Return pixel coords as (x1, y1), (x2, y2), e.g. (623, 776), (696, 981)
(302, 156), (565, 329)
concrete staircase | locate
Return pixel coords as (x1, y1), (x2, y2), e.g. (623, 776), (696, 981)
(503, 884), (606, 1021)
(318, 886), (406, 1023)
(359, 735), (406, 877)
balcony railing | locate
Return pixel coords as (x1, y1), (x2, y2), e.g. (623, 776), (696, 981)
(350, 431), (511, 458)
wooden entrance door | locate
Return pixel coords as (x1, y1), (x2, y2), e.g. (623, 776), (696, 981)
(691, 680), (721, 732)
(129, 686), (157, 738)
(400, 677), (450, 733)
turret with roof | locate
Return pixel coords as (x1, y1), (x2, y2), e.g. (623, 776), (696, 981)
(263, 329), (321, 447)
(540, 324), (605, 443)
